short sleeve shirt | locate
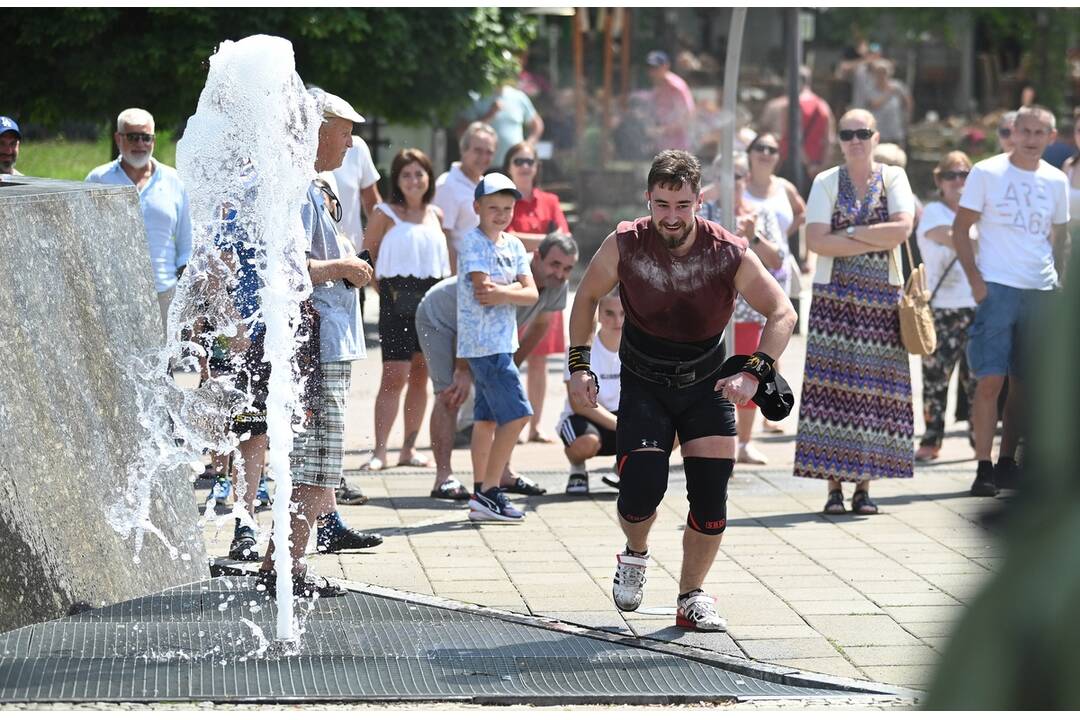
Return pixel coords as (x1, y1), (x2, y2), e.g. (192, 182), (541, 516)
(302, 182), (366, 361)
(433, 163), (479, 243)
(331, 136), (381, 247)
(456, 228), (532, 358)
(959, 154), (1068, 290)
(467, 86), (537, 166)
(418, 271), (566, 339)
(916, 201), (976, 309)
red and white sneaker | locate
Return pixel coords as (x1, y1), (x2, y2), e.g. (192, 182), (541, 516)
(676, 591), (727, 632)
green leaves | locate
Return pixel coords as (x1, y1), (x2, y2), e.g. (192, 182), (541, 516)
(9, 8), (537, 131)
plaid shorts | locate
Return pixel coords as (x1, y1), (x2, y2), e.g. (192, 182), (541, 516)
(291, 360), (351, 488)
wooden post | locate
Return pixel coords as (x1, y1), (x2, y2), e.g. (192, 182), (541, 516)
(573, 8), (587, 150)
(601, 8), (615, 166)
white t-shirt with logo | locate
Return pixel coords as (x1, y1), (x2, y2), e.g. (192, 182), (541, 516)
(331, 136), (380, 248)
(959, 153), (1069, 290)
(559, 330), (621, 425)
(916, 201), (976, 309)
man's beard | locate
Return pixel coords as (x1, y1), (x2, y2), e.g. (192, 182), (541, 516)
(122, 151), (151, 169)
(0, 159), (13, 173)
(656, 221), (693, 249)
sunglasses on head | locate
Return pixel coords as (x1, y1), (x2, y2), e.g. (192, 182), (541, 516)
(512, 157), (536, 167)
(752, 144), (779, 156)
(838, 128), (874, 142)
(997, 127), (1012, 138)
(939, 170), (969, 181)
(123, 132), (155, 143)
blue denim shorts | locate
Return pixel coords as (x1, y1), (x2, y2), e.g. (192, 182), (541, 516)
(967, 282), (1053, 379)
(467, 353), (533, 425)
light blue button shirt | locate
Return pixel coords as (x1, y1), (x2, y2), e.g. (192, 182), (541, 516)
(302, 182), (365, 362)
(85, 158), (192, 294)
(456, 227), (531, 359)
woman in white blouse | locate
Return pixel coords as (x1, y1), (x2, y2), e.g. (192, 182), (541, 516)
(793, 109), (916, 516)
(361, 148), (452, 471)
(915, 151), (977, 461)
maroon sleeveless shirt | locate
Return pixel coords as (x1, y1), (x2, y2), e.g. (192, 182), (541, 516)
(616, 216), (746, 343)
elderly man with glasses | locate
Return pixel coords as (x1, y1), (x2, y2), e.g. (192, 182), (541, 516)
(85, 108), (192, 334)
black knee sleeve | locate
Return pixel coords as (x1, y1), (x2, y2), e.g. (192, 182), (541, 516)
(684, 457), (733, 535)
(616, 451), (669, 523)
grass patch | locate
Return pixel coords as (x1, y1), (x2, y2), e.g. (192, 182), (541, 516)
(17, 132), (179, 181)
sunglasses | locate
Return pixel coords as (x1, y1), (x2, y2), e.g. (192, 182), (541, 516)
(512, 157), (536, 167)
(838, 128), (875, 142)
(938, 170), (969, 181)
(123, 132), (155, 143)
(752, 145), (779, 156)
(734, 172), (748, 181)
(997, 127), (1012, 138)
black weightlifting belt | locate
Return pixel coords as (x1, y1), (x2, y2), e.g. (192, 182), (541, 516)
(619, 321), (726, 390)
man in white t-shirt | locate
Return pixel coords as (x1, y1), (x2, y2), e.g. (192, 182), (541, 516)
(952, 105), (1070, 497)
(332, 134), (382, 250)
(557, 288), (623, 495)
(433, 121), (497, 266)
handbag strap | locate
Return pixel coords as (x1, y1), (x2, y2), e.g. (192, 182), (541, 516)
(929, 255), (959, 304)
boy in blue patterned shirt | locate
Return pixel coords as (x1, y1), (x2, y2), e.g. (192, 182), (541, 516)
(457, 173), (539, 521)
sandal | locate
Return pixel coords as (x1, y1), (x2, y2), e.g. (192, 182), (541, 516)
(824, 489), (846, 514)
(915, 444), (940, 462)
(359, 456), (385, 472)
(430, 477), (470, 501)
(851, 490), (879, 515)
(504, 474), (547, 496)
(397, 453), (432, 468)
(528, 432), (557, 444)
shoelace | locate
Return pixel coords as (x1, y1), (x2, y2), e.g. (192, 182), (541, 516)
(681, 594), (716, 621)
(616, 562), (647, 588)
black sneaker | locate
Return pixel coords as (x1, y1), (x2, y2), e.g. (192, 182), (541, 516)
(336, 476), (369, 506)
(255, 569), (346, 598)
(994, 458), (1020, 490)
(566, 471), (590, 495)
(504, 474), (547, 496)
(970, 464), (999, 497)
(317, 527), (383, 553)
(228, 526), (260, 561)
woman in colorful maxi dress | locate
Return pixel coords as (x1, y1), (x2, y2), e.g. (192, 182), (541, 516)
(794, 109), (916, 515)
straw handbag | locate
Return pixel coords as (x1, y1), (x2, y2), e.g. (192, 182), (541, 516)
(895, 238), (937, 356)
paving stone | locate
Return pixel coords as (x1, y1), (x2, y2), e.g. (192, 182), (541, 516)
(727, 624), (823, 640)
(739, 637), (845, 661)
(780, 656), (866, 680)
(768, 586), (867, 602)
(843, 644), (939, 667)
(860, 664), (938, 690)
(885, 605), (966, 623)
(864, 592), (961, 607)
(900, 621), (959, 638)
(804, 615), (923, 647)
(786, 600), (885, 616)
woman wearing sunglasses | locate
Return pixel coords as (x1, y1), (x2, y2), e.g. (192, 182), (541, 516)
(913, 151), (978, 462)
(503, 141), (571, 444)
(745, 132), (807, 242)
(794, 110), (916, 515)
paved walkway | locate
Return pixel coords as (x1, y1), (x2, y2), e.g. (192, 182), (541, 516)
(199, 293), (1007, 695)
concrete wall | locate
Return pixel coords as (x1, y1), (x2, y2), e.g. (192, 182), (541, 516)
(0, 176), (208, 633)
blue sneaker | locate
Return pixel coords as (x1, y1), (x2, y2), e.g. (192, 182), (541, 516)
(468, 487), (525, 522)
(256, 476), (272, 507)
(205, 475), (231, 504)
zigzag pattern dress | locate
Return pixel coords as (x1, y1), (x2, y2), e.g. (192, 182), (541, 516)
(794, 167), (914, 483)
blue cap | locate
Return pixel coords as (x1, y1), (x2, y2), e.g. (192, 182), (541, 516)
(0, 116), (20, 138)
(474, 172), (522, 201)
(646, 50), (669, 68)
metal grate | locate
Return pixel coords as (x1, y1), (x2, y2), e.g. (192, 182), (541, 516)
(0, 578), (891, 704)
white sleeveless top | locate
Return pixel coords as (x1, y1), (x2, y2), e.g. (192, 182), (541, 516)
(743, 180), (794, 237)
(373, 202), (452, 280)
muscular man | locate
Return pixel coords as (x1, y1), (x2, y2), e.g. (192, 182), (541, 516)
(568, 150), (796, 631)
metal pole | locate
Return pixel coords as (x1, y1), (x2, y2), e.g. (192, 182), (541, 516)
(720, 7), (746, 360)
(785, 8), (804, 195)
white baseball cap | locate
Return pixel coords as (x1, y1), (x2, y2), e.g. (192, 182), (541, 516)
(474, 172), (522, 201)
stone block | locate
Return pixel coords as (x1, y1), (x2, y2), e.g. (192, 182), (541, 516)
(0, 178), (209, 633)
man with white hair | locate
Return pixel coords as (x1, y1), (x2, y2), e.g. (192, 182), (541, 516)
(86, 108), (192, 334)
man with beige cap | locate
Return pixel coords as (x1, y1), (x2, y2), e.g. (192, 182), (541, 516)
(259, 90), (382, 599)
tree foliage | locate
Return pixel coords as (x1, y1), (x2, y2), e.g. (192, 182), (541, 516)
(10, 8), (537, 130)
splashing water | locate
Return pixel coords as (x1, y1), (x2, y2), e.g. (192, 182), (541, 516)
(111, 34), (320, 642)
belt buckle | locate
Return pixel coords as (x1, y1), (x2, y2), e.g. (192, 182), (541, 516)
(670, 367), (697, 389)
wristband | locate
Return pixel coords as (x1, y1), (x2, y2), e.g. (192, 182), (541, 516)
(741, 351), (775, 383)
(567, 345), (592, 374)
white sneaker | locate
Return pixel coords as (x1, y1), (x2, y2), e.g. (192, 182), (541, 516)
(676, 592), (727, 632)
(612, 552), (648, 611)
